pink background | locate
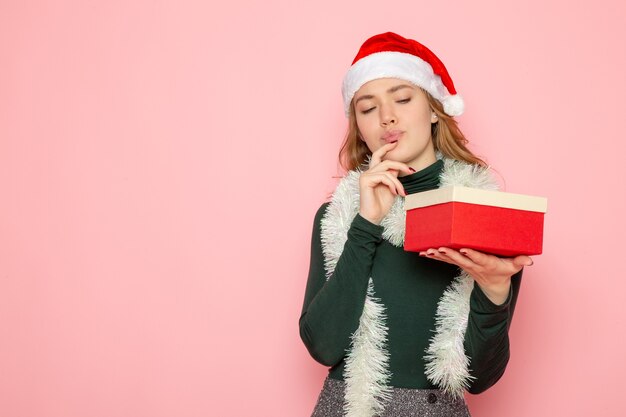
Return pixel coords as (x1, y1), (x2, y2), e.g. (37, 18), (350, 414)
(1, 1), (625, 416)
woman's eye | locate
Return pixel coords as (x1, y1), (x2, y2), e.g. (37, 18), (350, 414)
(361, 98), (410, 114)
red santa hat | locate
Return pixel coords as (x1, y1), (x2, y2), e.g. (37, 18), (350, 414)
(342, 32), (465, 118)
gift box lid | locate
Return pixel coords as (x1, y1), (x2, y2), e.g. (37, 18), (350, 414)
(404, 186), (548, 213)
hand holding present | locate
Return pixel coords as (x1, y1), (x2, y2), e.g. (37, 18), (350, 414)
(419, 247), (533, 305)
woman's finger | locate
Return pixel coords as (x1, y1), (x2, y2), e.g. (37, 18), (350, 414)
(458, 248), (491, 267)
(461, 248), (531, 271)
(363, 171), (405, 196)
(433, 247), (476, 269)
(511, 255), (533, 268)
(377, 176), (400, 196)
(368, 159), (414, 176)
(381, 171), (406, 196)
(369, 142), (399, 168)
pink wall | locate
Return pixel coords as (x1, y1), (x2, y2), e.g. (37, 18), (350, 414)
(1, 1), (625, 416)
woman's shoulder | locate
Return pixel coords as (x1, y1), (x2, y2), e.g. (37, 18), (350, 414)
(305, 202), (330, 241)
(315, 201), (331, 219)
(314, 169), (362, 218)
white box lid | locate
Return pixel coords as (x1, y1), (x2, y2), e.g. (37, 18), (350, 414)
(404, 186), (548, 213)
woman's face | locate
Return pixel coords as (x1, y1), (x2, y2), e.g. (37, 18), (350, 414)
(354, 78), (438, 174)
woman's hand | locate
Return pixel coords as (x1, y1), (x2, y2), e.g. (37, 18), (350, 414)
(419, 247), (533, 305)
(359, 142), (414, 225)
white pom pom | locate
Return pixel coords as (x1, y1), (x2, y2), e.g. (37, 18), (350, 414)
(443, 94), (465, 116)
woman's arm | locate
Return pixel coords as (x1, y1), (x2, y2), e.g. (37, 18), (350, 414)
(300, 145), (412, 367)
(418, 247), (530, 394)
(298, 202), (383, 366)
(463, 268), (523, 394)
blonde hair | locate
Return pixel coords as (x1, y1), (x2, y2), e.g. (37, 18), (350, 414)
(338, 88), (486, 172)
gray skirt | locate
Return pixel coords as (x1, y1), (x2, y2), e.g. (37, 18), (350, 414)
(311, 376), (472, 417)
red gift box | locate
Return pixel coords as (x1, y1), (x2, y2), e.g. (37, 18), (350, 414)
(404, 186), (548, 257)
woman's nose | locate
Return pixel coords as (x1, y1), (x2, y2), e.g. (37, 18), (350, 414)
(380, 104), (396, 126)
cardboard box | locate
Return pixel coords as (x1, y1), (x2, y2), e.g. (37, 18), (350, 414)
(404, 186), (548, 257)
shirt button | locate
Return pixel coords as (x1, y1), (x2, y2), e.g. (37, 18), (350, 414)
(427, 393), (438, 404)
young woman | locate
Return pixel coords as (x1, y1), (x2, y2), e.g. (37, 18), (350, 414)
(299, 32), (533, 417)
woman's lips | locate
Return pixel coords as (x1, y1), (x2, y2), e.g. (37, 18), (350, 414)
(383, 131), (403, 143)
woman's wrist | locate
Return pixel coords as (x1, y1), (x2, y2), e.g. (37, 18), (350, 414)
(476, 278), (512, 306)
(358, 210), (382, 226)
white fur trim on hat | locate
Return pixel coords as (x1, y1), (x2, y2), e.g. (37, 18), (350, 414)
(341, 51), (464, 118)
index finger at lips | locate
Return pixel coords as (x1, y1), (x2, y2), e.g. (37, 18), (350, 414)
(369, 142), (398, 167)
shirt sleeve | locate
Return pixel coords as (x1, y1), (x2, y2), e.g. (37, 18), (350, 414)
(463, 268), (523, 394)
(298, 202), (384, 367)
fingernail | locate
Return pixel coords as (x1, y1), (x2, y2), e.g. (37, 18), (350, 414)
(438, 249), (446, 254)
(460, 249), (468, 255)
(528, 259), (534, 266)
(409, 167), (416, 172)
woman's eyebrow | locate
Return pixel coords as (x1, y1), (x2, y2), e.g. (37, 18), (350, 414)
(354, 84), (414, 105)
